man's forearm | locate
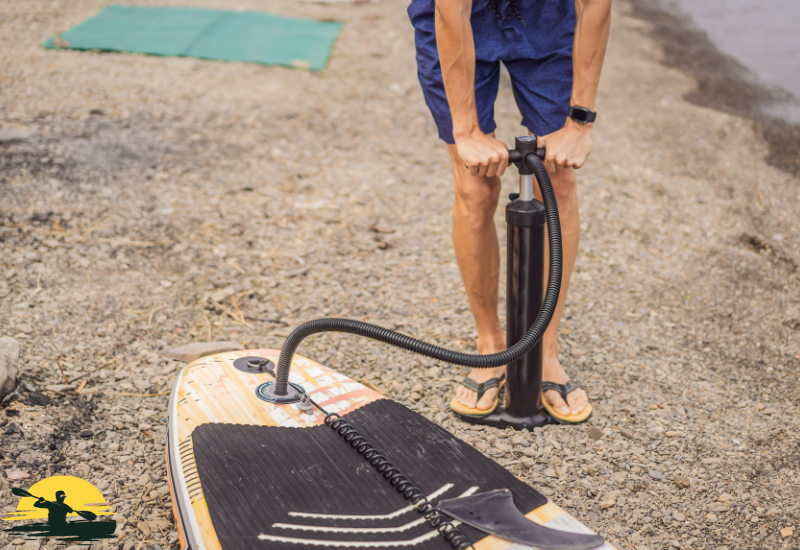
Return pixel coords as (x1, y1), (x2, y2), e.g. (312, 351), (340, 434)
(435, 0), (479, 139)
(571, 0), (612, 110)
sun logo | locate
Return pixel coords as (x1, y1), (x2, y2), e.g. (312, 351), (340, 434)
(2, 476), (116, 543)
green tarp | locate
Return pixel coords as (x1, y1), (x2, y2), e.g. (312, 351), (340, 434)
(44, 4), (342, 71)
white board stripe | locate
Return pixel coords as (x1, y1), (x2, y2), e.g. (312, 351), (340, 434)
(259, 522), (464, 547)
(257, 529), (442, 547)
(287, 483), (454, 520)
(273, 517), (428, 534)
(274, 486), (479, 533)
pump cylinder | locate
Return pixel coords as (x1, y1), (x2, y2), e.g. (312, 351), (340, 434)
(505, 198), (546, 418)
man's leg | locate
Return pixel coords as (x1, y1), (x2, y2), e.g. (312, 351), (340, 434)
(535, 165), (589, 416)
(448, 143), (507, 411)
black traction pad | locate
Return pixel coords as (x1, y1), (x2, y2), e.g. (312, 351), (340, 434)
(192, 399), (548, 550)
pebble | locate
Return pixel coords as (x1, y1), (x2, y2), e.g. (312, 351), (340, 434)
(0, 337), (19, 400)
(135, 473), (152, 486)
(674, 477), (691, 488)
(615, 426), (634, 439)
(781, 526), (794, 539)
(587, 427), (604, 441)
(45, 384), (77, 392)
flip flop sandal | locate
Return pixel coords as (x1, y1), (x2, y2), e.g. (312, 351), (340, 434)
(449, 375), (506, 418)
(541, 380), (593, 424)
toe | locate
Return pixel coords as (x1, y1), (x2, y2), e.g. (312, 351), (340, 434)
(568, 390), (589, 415)
(457, 388), (477, 409)
(476, 389), (496, 411)
(545, 390), (570, 416)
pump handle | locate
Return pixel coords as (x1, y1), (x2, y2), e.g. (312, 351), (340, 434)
(507, 147), (545, 164)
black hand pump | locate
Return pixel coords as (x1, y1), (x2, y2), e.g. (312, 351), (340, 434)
(266, 136), (560, 429)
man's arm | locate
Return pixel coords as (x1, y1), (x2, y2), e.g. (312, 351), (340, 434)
(435, 0), (508, 177)
(542, 0), (612, 169)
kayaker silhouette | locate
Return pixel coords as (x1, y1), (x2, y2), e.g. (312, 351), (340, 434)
(33, 491), (73, 525)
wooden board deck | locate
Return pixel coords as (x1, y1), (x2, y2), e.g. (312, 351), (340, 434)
(166, 349), (615, 550)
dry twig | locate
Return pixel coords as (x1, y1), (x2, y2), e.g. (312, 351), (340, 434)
(68, 357), (116, 384)
(208, 297), (254, 329)
(56, 357), (69, 384)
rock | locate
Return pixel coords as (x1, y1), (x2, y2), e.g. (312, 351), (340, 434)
(135, 473), (151, 486)
(6, 469), (30, 480)
(610, 471), (627, 482)
(673, 512), (686, 521)
(648, 470), (665, 480)
(780, 526), (793, 538)
(73, 463), (91, 478)
(709, 503), (730, 513)
(717, 493), (733, 505)
(601, 490), (621, 501)
(669, 540), (681, 549)
(108, 442), (120, 451)
(4, 422), (19, 435)
(27, 391), (51, 406)
(766, 508), (781, 516)
(0, 127), (37, 143)
(674, 477), (691, 488)
(80, 429), (94, 438)
(588, 426), (604, 441)
(544, 468), (557, 478)
(0, 337), (20, 401)
(701, 457), (721, 465)
(600, 499), (616, 508)
(161, 341), (245, 362)
(615, 426), (634, 439)
(706, 512), (718, 522)
(46, 384), (77, 392)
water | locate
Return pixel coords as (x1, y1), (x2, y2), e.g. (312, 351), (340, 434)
(668, 0), (800, 123)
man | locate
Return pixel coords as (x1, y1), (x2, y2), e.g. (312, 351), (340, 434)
(408, 0), (611, 421)
(34, 490), (73, 525)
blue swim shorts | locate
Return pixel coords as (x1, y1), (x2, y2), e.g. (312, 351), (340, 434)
(408, 0), (575, 144)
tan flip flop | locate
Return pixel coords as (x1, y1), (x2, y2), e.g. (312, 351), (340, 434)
(449, 375), (506, 418)
(541, 380), (593, 424)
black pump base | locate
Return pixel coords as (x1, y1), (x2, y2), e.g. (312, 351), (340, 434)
(458, 407), (556, 430)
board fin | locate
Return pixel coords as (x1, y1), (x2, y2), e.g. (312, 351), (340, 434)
(437, 489), (605, 550)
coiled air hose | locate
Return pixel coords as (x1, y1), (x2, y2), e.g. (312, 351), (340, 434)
(274, 152), (562, 395)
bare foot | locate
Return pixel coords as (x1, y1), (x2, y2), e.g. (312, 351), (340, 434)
(455, 366), (506, 410)
(542, 356), (589, 416)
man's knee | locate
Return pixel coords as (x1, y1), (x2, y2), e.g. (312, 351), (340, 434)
(550, 167), (578, 216)
(454, 177), (500, 229)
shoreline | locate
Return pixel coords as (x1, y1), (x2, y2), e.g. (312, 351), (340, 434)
(629, 0), (800, 177)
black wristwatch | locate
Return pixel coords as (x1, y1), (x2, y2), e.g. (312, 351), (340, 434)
(567, 105), (597, 124)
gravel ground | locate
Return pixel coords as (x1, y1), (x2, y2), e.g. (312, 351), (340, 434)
(1, 1), (799, 549)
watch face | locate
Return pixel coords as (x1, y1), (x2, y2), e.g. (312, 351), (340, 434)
(570, 107), (589, 122)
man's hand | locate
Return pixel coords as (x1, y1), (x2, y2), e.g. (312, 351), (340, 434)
(540, 118), (593, 170)
(455, 132), (509, 178)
